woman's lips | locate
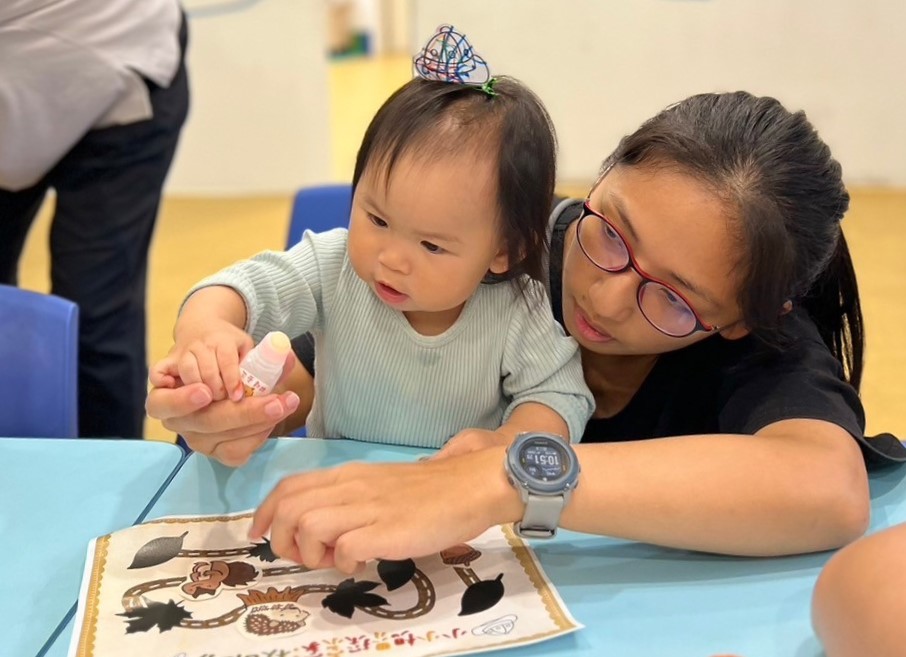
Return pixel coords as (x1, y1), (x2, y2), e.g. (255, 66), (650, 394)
(376, 281), (409, 305)
(574, 307), (615, 343)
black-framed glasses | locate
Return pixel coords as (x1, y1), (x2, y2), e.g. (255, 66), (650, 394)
(575, 201), (718, 338)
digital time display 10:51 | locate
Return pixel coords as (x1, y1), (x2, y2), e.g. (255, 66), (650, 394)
(520, 442), (569, 481)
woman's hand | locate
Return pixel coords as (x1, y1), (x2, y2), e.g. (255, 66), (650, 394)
(146, 351), (306, 467)
(248, 446), (523, 573)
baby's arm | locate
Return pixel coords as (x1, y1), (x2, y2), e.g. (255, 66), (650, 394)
(439, 403), (570, 458)
(160, 285), (254, 401)
(440, 283), (593, 457)
(496, 282), (594, 441)
(498, 401), (569, 439)
(158, 230), (349, 402)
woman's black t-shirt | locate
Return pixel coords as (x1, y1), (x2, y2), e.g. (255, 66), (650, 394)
(548, 199), (903, 466)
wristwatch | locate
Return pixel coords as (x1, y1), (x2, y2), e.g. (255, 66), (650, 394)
(505, 432), (580, 539)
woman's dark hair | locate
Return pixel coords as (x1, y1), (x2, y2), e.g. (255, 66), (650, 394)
(609, 91), (864, 389)
(351, 77), (557, 288)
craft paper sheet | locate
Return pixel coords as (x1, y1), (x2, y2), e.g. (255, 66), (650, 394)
(69, 512), (581, 657)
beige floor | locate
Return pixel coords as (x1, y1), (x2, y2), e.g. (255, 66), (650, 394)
(17, 56), (906, 442)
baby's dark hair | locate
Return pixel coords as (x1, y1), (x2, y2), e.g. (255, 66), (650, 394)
(608, 91), (863, 389)
(352, 76), (557, 287)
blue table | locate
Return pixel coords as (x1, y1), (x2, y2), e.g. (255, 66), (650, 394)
(47, 438), (906, 657)
(0, 438), (185, 657)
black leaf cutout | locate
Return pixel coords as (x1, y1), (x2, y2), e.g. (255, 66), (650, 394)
(459, 573), (504, 616)
(118, 600), (192, 633)
(128, 532), (188, 569)
(248, 538), (279, 562)
(321, 578), (389, 618)
(377, 559), (416, 591)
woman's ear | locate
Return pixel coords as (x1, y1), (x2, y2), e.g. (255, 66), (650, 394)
(719, 301), (792, 341)
(488, 248), (510, 275)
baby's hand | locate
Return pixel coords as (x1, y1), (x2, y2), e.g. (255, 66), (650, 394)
(435, 428), (512, 460)
(167, 320), (254, 401)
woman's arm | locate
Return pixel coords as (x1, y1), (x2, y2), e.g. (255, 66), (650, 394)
(558, 418), (869, 556)
(249, 416), (870, 571)
(812, 522), (906, 657)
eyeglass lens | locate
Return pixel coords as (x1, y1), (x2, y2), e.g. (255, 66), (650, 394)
(578, 211), (698, 337)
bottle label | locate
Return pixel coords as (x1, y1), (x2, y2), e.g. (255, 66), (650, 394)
(240, 368), (271, 397)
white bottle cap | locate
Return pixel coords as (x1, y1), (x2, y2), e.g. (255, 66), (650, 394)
(256, 331), (291, 366)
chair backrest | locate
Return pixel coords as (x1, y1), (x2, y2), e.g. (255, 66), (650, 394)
(286, 184), (353, 249)
(0, 285), (79, 437)
(284, 185), (352, 438)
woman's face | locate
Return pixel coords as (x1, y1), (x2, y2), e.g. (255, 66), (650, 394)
(561, 164), (747, 357)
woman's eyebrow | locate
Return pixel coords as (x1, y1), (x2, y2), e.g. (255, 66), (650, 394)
(607, 190), (720, 309)
(672, 271), (719, 309)
(608, 192), (641, 244)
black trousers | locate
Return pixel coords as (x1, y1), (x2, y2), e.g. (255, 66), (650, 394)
(0, 18), (190, 438)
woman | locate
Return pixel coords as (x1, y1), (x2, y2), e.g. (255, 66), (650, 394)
(148, 91), (904, 573)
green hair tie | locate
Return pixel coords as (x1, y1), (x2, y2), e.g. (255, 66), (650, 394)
(480, 77), (499, 97)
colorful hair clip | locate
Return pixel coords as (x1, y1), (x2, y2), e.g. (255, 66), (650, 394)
(413, 24), (497, 96)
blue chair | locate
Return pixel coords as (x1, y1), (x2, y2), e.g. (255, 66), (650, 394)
(0, 285), (79, 437)
(283, 184), (352, 437)
(285, 183), (352, 249)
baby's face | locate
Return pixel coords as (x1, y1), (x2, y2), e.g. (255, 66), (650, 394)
(348, 151), (508, 330)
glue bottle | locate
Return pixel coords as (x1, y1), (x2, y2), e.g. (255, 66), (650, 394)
(239, 331), (291, 396)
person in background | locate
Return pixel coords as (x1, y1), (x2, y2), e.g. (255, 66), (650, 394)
(0, 0), (189, 438)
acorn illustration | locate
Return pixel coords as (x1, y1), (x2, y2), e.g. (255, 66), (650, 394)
(440, 544), (482, 566)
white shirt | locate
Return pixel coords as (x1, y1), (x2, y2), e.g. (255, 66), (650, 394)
(0, 0), (182, 190)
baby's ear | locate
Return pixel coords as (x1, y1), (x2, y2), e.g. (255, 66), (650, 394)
(488, 247), (510, 275)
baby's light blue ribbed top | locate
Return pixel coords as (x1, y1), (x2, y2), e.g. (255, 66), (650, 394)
(191, 229), (593, 448)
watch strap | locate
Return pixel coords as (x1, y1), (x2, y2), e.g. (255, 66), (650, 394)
(515, 492), (566, 539)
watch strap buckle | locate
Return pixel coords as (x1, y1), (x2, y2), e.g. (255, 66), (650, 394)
(514, 522), (557, 539)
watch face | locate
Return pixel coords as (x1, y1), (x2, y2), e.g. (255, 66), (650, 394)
(519, 439), (570, 482)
